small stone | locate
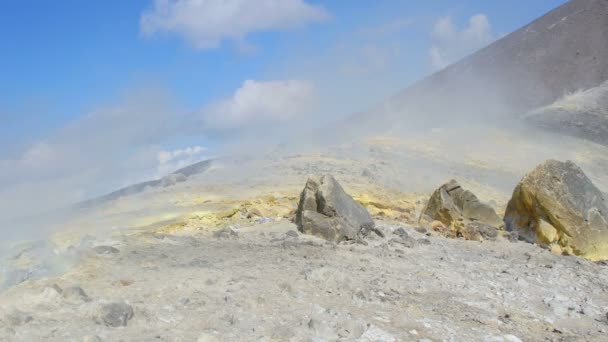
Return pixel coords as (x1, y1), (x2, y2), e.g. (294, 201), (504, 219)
(360, 325), (396, 342)
(93, 245), (120, 254)
(93, 302), (134, 327)
(83, 335), (103, 342)
(393, 227), (408, 237)
(197, 332), (220, 342)
(285, 230), (299, 238)
(48, 284), (63, 293)
(62, 286), (90, 303)
(417, 238), (431, 245)
(506, 231), (519, 242)
(4, 309), (33, 326)
(503, 335), (523, 342)
(415, 227), (427, 234)
(550, 244), (564, 255)
(390, 238), (416, 248)
(213, 227), (238, 239)
(246, 208), (262, 218)
(430, 220), (447, 231)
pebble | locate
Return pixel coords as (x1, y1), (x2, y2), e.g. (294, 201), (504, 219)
(93, 302), (134, 327)
(62, 286), (90, 304)
(93, 245), (120, 254)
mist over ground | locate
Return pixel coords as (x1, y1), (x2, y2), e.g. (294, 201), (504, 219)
(2, 2), (608, 341)
(2, 0), (607, 289)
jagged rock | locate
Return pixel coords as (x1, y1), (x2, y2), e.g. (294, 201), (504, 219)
(295, 175), (374, 242)
(93, 302), (134, 327)
(62, 286), (90, 304)
(419, 180), (503, 228)
(504, 160), (608, 260)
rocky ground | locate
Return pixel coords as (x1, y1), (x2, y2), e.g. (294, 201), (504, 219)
(1, 128), (608, 341)
(1, 220), (607, 341)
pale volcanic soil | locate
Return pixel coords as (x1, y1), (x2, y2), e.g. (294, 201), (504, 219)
(1, 220), (608, 342)
(1, 130), (608, 342)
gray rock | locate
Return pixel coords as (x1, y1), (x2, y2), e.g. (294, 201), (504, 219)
(460, 221), (499, 241)
(390, 237), (417, 248)
(212, 227), (238, 239)
(393, 227), (408, 238)
(62, 286), (90, 303)
(93, 245), (120, 254)
(295, 175), (374, 242)
(93, 302), (134, 327)
(246, 208), (262, 218)
(419, 180), (502, 228)
(415, 227), (428, 234)
(417, 238), (432, 245)
(285, 230), (299, 238)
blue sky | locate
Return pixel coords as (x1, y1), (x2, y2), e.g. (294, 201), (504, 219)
(0, 0), (567, 216)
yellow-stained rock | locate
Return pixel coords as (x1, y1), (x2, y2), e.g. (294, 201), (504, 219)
(550, 244), (564, 255)
(505, 160), (608, 261)
(431, 220), (447, 231)
(537, 219), (559, 244)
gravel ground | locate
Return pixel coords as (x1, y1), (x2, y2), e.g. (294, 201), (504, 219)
(1, 220), (607, 342)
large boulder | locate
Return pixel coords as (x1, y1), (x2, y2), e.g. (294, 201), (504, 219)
(295, 175), (374, 242)
(419, 180), (503, 228)
(504, 160), (608, 260)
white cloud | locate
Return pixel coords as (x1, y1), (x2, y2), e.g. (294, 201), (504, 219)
(201, 79), (315, 130)
(429, 14), (495, 70)
(340, 43), (402, 77)
(140, 0), (329, 50)
(357, 17), (414, 38)
(157, 145), (207, 175)
(0, 78), (314, 222)
(20, 142), (56, 167)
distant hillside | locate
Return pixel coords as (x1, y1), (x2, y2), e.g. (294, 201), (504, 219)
(77, 159), (214, 208)
(372, 0), (608, 143)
